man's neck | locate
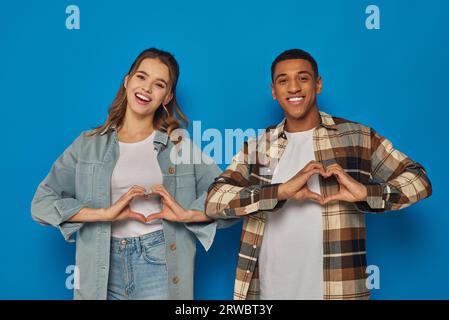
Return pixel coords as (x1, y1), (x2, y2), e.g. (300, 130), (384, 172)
(284, 106), (321, 132)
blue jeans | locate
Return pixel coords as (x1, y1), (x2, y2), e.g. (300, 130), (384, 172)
(107, 229), (169, 300)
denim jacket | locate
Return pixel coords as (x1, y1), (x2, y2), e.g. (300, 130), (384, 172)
(31, 127), (222, 300)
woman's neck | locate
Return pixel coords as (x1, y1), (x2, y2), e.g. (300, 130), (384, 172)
(118, 109), (155, 142)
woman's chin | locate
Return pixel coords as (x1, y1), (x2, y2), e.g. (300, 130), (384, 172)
(128, 104), (157, 117)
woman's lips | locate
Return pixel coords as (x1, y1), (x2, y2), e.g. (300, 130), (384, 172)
(135, 92), (152, 105)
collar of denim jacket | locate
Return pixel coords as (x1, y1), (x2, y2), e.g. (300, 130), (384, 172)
(100, 123), (168, 146)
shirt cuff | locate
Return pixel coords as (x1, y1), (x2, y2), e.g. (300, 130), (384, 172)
(258, 183), (283, 211)
(54, 198), (87, 224)
(54, 198), (87, 242)
(355, 183), (386, 212)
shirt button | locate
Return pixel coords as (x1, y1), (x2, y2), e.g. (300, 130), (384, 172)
(168, 167), (175, 174)
(246, 270), (250, 274)
(170, 243), (177, 251)
(120, 240), (127, 245)
(252, 245), (257, 249)
(172, 276), (180, 284)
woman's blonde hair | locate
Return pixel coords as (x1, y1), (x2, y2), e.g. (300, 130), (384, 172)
(89, 48), (188, 136)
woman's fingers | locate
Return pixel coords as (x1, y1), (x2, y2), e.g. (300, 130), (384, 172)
(145, 212), (164, 223)
(152, 185), (173, 200)
(126, 210), (147, 224)
(149, 189), (174, 207)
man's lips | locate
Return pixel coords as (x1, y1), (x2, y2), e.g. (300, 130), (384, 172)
(135, 92), (152, 105)
(286, 96), (305, 105)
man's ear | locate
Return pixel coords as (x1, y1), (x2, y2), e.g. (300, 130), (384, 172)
(271, 83), (277, 100)
(124, 75), (129, 89)
(316, 76), (323, 94)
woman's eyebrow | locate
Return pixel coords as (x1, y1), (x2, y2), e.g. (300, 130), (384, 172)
(136, 70), (168, 85)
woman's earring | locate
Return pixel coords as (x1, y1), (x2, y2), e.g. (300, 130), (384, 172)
(162, 104), (169, 118)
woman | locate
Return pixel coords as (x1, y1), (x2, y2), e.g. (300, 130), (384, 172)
(31, 48), (220, 300)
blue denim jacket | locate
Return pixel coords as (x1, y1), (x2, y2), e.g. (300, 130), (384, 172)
(31, 127), (222, 300)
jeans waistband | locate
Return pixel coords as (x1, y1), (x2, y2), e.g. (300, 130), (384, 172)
(111, 229), (165, 255)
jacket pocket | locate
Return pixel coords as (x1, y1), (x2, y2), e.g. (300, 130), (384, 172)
(75, 161), (94, 203)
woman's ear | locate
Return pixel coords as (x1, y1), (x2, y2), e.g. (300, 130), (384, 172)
(124, 75), (129, 89)
(163, 92), (174, 105)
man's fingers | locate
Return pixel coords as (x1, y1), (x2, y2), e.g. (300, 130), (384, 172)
(325, 167), (352, 187)
(322, 193), (343, 205)
(302, 161), (325, 173)
(304, 189), (324, 205)
(303, 168), (325, 181)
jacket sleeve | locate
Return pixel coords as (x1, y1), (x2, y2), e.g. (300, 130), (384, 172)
(205, 137), (285, 220)
(31, 132), (87, 242)
(182, 141), (232, 251)
(355, 128), (432, 213)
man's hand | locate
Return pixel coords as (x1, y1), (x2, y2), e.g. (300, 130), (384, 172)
(277, 161), (368, 205)
(278, 160), (326, 204)
(321, 163), (368, 204)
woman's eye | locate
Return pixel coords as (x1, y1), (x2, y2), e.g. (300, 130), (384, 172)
(137, 75), (145, 80)
(156, 83), (165, 88)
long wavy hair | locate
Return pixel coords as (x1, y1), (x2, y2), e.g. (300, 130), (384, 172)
(89, 48), (188, 136)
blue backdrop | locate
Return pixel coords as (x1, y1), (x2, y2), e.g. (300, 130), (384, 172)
(1, 0), (448, 299)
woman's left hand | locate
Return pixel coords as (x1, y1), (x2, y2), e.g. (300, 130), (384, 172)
(146, 185), (211, 223)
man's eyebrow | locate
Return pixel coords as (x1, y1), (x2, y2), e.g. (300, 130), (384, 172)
(274, 70), (313, 81)
(274, 73), (288, 81)
(136, 70), (168, 85)
(298, 71), (313, 77)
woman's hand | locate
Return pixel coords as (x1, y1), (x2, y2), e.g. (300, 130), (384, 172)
(101, 185), (148, 223)
(146, 185), (211, 223)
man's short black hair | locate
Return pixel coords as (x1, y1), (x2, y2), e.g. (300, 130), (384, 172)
(271, 49), (319, 81)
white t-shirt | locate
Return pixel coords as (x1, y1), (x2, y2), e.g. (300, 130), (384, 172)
(111, 132), (164, 238)
(259, 129), (324, 300)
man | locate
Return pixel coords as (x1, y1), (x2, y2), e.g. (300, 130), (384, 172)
(205, 49), (432, 300)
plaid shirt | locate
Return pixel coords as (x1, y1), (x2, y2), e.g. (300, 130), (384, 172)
(205, 111), (432, 300)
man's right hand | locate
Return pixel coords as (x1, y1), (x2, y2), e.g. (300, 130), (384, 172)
(277, 160), (325, 204)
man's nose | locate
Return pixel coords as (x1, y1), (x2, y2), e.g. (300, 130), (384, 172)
(287, 80), (301, 93)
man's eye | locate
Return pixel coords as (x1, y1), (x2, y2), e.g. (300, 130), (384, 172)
(300, 77), (309, 81)
(279, 80), (287, 85)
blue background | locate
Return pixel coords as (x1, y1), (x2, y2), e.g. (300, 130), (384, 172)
(1, 0), (448, 299)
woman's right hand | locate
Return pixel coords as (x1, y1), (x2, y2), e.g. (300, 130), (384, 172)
(101, 185), (147, 223)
